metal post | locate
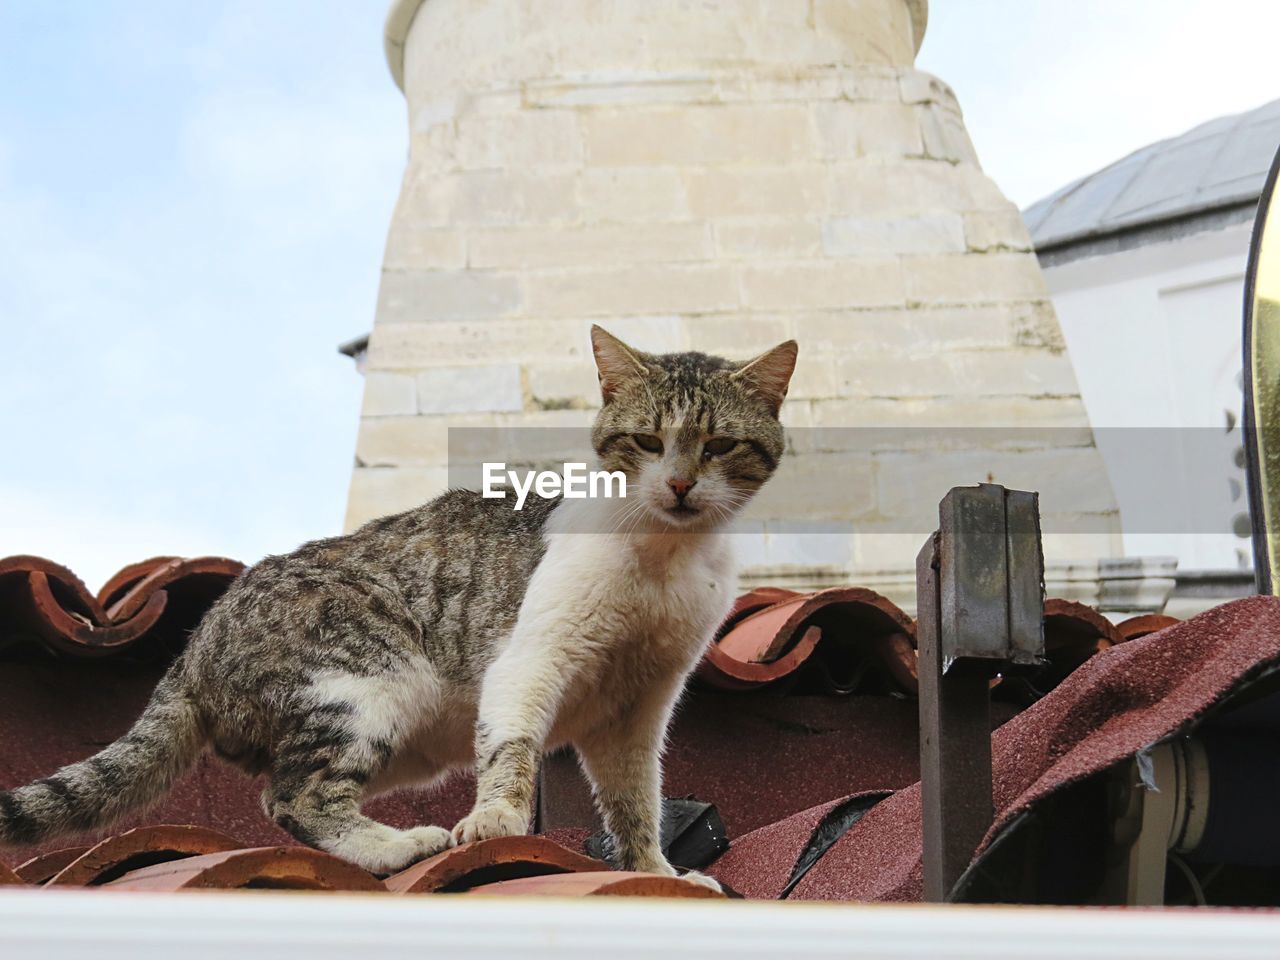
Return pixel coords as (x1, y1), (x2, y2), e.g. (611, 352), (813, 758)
(918, 484), (1045, 902)
(1242, 140), (1280, 595)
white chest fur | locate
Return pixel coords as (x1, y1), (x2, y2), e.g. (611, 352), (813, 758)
(479, 499), (737, 747)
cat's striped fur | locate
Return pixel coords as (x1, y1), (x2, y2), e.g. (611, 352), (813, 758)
(0, 326), (796, 882)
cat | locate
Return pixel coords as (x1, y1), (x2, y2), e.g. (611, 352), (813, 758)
(0, 326), (797, 883)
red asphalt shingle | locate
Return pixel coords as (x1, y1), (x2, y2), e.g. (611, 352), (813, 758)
(787, 596), (1280, 902)
(709, 794), (852, 899)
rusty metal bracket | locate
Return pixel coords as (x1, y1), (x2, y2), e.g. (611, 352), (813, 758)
(917, 483), (1045, 902)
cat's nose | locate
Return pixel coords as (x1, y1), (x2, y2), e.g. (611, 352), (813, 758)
(668, 477), (696, 500)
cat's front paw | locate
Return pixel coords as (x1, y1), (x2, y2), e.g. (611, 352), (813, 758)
(405, 825), (456, 860)
(453, 801), (527, 844)
(679, 869), (724, 893)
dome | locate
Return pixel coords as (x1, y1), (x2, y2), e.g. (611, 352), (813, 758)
(1024, 98), (1280, 252)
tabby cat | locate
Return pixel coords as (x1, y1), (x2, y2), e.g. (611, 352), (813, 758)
(0, 326), (797, 883)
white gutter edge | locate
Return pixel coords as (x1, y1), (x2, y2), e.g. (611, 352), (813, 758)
(2, 888), (1278, 960)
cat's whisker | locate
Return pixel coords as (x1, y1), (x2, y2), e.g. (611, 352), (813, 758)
(613, 494), (649, 532)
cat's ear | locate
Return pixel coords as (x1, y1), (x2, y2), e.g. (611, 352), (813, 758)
(590, 325), (649, 402)
(732, 340), (798, 415)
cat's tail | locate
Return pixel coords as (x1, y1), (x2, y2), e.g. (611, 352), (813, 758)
(0, 663), (205, 847)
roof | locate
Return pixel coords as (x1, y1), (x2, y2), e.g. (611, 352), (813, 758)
(1024, 98), (1280, 254)
(3, 826), (717, 897)
(0, 554), (243, 657)
(1, 551), (1273, 908)
(765, 594), (1280, 902)
(337, 333), (368, 360)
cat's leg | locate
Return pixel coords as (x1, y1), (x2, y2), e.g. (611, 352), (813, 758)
(451, 732), (540, 843)
(265, 692), (453, 874)
(575, 726), (667, 873)
(575, 685), (722, 892)
(264, 768), (452, 874)
(453, 638), (568, 843)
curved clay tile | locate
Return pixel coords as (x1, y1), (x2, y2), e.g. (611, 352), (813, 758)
(0, 554), (243, 658)
(105, 846), (383, 892)
(471, 870), (725, 898)
(1115, 613), (1181, 642)
(1040, 598), (1122, 683)
(97, 556), (182, 609)
(15, 845), (91, 885)
(105, 557), (243, 623)
(0, 555), (124, 653)
(1043, 598), (1123, 650)
(993, 599), (1124, 704)
(700, 587), (917, 695)
(47, 825), (242, 887)
(386, 836), (604, 894)
(0, 861), (21, 885)
(721, 587), (802, 632)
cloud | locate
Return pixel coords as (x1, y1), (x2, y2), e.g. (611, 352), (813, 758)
(919, 0), (1280, 207)
(0, 2), (401, 574)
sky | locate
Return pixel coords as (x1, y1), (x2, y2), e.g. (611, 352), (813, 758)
(2, 0), (1279, 587)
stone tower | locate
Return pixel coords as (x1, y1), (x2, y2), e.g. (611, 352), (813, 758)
(348, 0), (1123, 607)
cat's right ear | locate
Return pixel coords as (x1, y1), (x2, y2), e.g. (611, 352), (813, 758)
(590, 325), (649, 402)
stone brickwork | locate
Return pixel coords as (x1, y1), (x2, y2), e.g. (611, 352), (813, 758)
(349, 0), (1122, 606)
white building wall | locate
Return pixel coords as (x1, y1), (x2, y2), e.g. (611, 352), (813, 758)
(1041, 221), (1254, 572)
(350, 0), (1125, 608)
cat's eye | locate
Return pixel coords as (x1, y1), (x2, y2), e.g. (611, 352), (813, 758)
(633, 433), (664, 454)
(703, 437), (738, 458)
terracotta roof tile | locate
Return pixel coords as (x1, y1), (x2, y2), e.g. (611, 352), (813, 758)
(471, 870), (724, 898)
(701, 588), (1133, 704)
(0, 554), (243, 658)
(1042, 598), (1123, 649)
(97, 557), (184, 609)
(0, 830), (718, 898)
(14, 845), (90, 885)
(994, 598), (1127, 705)
(1115, 612), (1182, 641)
(699, 586), (917, 695)
(386, 836), (604, 893)
(46, 824), (242, 887)
(104, 846), (384, 892)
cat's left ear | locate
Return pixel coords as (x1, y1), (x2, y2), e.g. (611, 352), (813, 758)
(732, 340), (798, 415)
(591, 325), (650, 402)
